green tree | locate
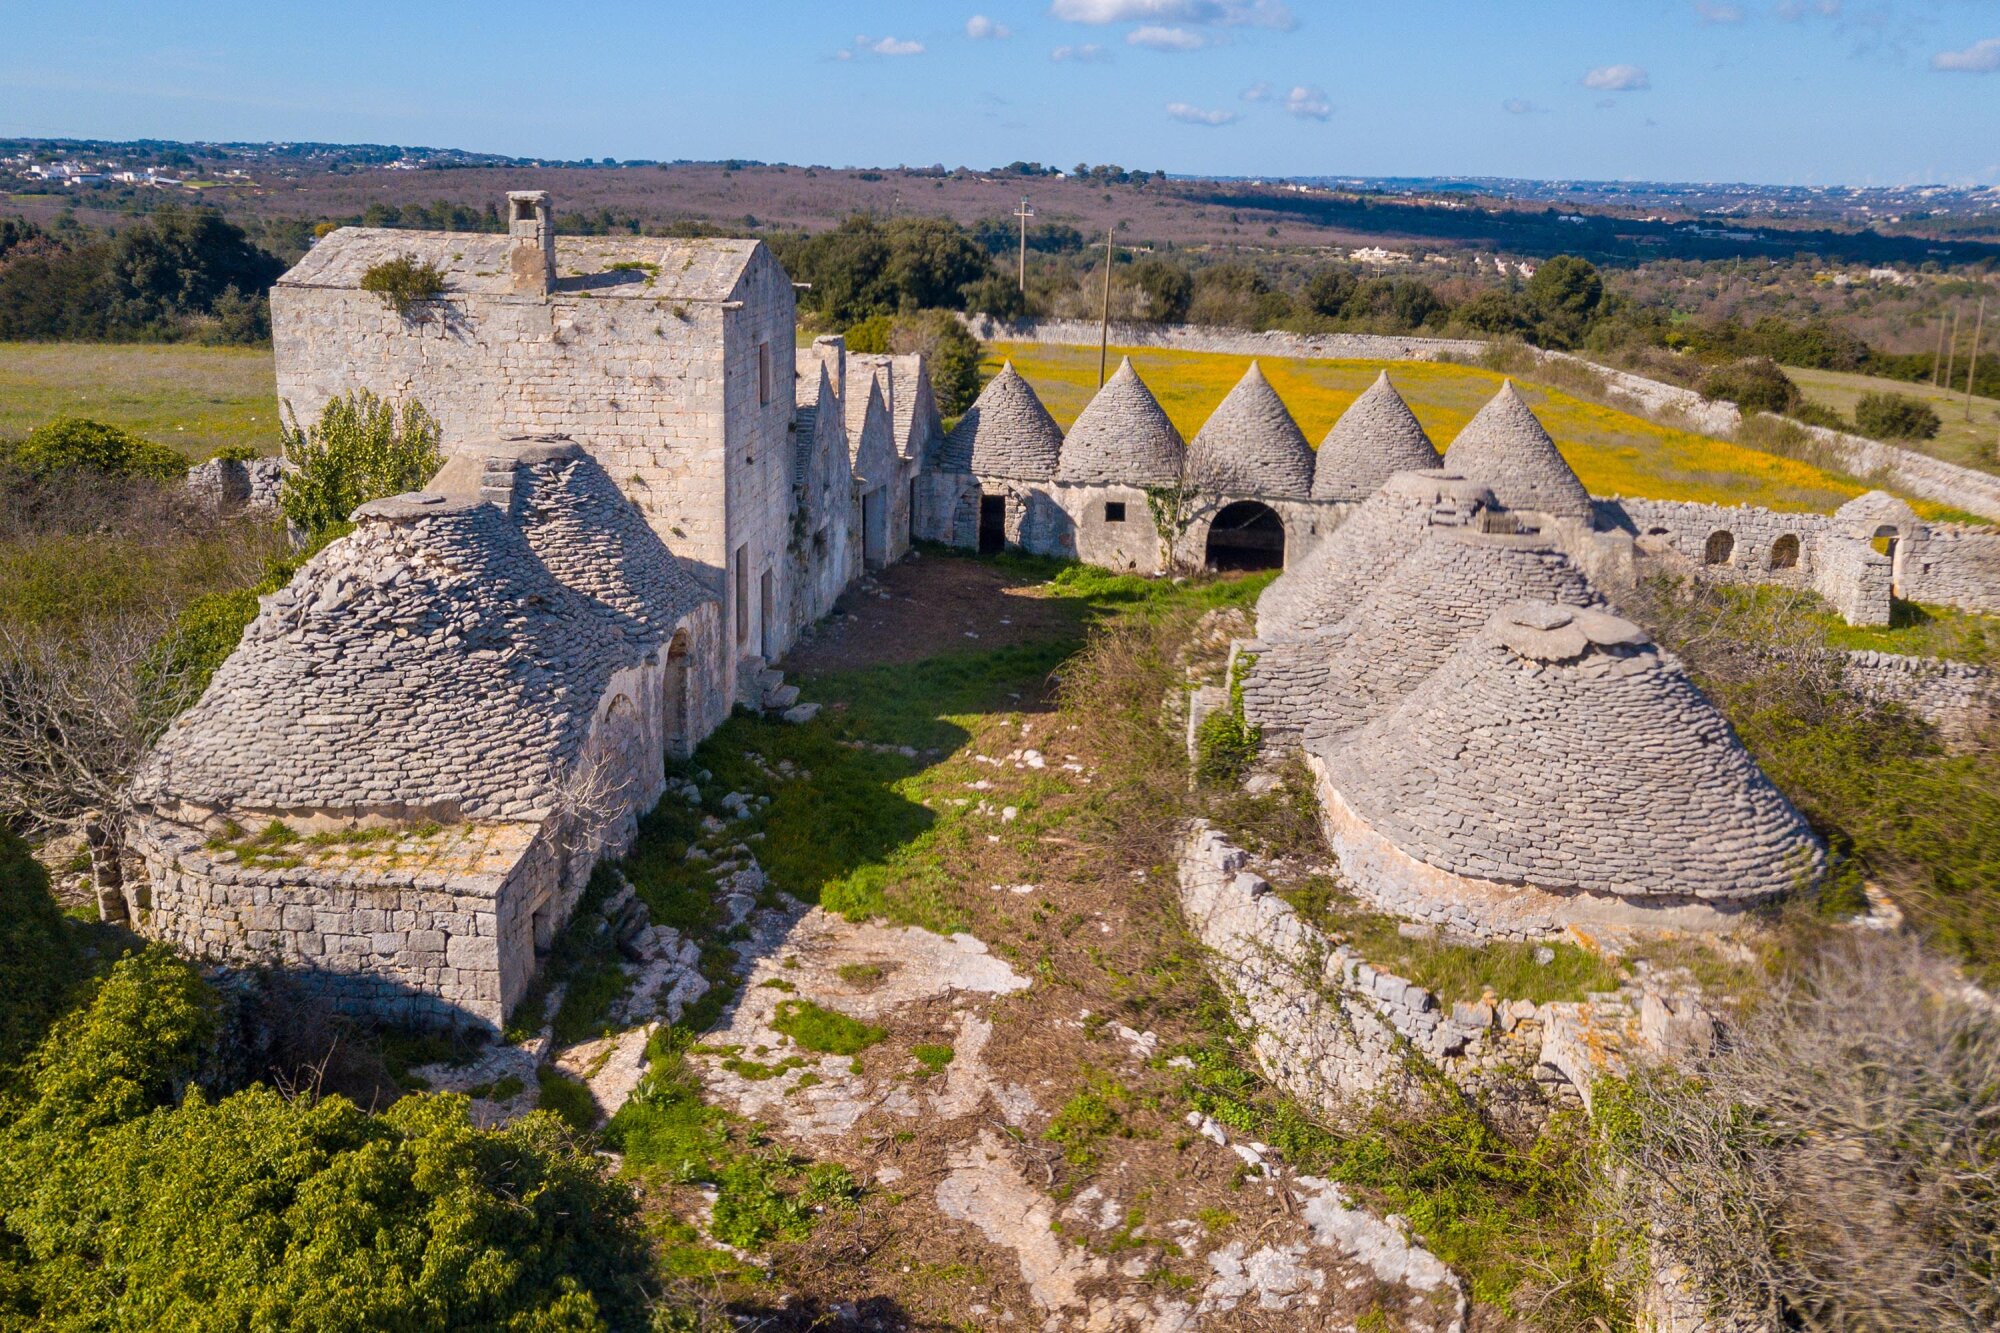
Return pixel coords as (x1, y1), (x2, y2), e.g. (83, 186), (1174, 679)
(1525, 254), (1603, 346)
(891, 310), (984, 416)
(883, 216), (991, 311)
(1302, 267), (1359, 320)
(1854, 391), (1942, 441)
(1698, 357), (1799, 416)
(1129, 257), (1193, 323)
(0, 829), (81, 1086)
(102, 207), (282, 338)
(279, 392), (443, 539)
(1456, 288), (1532, 336)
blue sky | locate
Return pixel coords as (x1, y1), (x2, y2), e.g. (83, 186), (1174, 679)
(4, 1), (1999, 186)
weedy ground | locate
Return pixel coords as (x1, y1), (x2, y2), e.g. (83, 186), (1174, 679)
(1785, 363), (2000, 478)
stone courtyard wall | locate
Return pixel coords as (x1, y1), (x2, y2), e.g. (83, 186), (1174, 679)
(962, 315), (1484, 363)
(1902, 526), (2000, 616)
(1842, 650), (1997, 743)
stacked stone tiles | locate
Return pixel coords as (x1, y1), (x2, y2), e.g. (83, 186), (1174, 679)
(1299, 530), (1603, 746)
(1255, 471), (1497, 639)
(132, 493), (646, 822)
(1184, 362), (1315, 500)
(939, 361), (1064, 479)
(1443, 381), (1593, 520)
(1322, 602), (1823, 902)
(1311, 372), (1441, 502)
(1058, 357), (1186, 486)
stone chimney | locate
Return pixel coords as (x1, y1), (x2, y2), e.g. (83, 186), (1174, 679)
(811, 334), (847, 400)
(507, 191), (555, 296)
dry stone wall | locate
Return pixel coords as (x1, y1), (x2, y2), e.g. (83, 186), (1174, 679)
(963, 315), (1484, 362)
(1903, 526), (2000, 615)
(1842, 650), (1997, 743)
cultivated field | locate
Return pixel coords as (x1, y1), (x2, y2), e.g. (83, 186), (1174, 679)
(1786, 363), (2000, 476)
(0, 342), (279, 459)
(995, 342), (1929, 515)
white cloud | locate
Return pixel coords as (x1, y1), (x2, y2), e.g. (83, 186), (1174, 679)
(1775, 0), (1839, 19)
(1502, 97), (1540, 114)
(1166, 101), (1239, 125)
(866, 35), (926, 56)
(966, 15), (1012, 39)
(1694, 1), (1743, 22)
(1050, 42), (1112, 61)
(1050, 0), (1295, 31)
(1129, 24), (1213, 49)
(1583, 63), (1651, 91)
(1240, 81), (1272, 101)
(1283, 85), (1331, 119)
(1933, 38), (2000, 73)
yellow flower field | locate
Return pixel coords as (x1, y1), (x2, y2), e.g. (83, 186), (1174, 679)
(989, 341), (1942, 517)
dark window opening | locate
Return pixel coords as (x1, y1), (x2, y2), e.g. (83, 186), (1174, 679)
(1769, 534), (1800, 571)
(1105, 501), (1127, 523)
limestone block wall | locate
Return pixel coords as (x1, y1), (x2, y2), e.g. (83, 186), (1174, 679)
(1608, 498), (1828, 583)
(1058, 482), (1166, 574)
(1176, 496), (1352, 571)
(1842, 650), (1996, 743)
(186, 456), (285, 512)
(1813, 535), (1894, 626)
(1902, 526), (2000, 615)
(721, 260), (803, 665)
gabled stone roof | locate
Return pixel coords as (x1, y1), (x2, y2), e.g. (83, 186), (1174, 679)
(850, 353), (938, 462)
(1185, 362), (1314, 500)
(1058, 358), (1186, 486)
(1255, 471), (1496, 639)
(1442, 381), (1592, 519)
(1300, 530), (1601, 747)
(133, 496), (648, 822)
(1323, 602), (1823, 902)
(1834, 489), (1923, 538)
(1311, 372), (1440, 502)
(277, 228), (760, 303)
(939, 362), (1064, 480)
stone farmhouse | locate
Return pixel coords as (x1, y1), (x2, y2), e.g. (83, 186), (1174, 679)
(117, 193), (2000, 1030)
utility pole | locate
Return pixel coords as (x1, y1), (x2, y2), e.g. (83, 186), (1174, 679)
(1013, 198), (1035, 293)
(1933, 311), (1949, 387)
(1966, 293), (1987, 421)
(1944, 307), (1963, 402)
(1098, 224), (1116, 388)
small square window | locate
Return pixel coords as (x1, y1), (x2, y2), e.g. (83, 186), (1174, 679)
(1104, 501), (1127, 523)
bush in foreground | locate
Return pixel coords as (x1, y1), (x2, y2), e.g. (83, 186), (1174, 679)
(2, 418), (188, 483)
(279, 390), (442, 539)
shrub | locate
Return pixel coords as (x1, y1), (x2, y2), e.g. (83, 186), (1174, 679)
(279, 391), (442, 538)
(206, 443), (263, 463)
(1789, 400), (1848, 431)
(1698, 357), (1799, 416)
(0, 829), (81, 1083)
(8, 418), (187, 483)
(358, 253), (447, 316)
(890, 309), (984, 416)
(1598, 936), (1999, 1331)
(1853, 390), (1942, 441)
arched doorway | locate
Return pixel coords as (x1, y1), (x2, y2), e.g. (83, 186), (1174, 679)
(663, 631), (692, 760)
(1703, 530), (1735, 566)
(1205, 501), (1286, 571)
(1769, 534), (1800, 571)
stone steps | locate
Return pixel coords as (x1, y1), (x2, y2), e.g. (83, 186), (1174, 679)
(737, 655), (817, 723)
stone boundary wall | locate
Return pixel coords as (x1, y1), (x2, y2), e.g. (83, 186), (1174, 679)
(1843, 650), (1997, 743)
(1903, 527), (2000, 615)
(960, 315), (1485, 364)
(185, 456), (285, 511)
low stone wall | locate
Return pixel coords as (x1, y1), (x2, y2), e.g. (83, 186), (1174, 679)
(185, 456), (285, 511)
(1843, 650), (1996, 743)
(962, 315), (1485, 364)
(1903, 526), (2000, 615)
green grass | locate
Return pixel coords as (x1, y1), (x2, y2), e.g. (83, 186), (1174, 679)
(1282, 878), (1626, 1006)
(910, 1043), (955, 1076)
(1818, 597), (2000, 665)
(1044, 1075), (1133, 1170)
(1786, 363), (2000, 478)
(769, 1000), (885, 1056)
(536, 1067), (599, 1131)
(0, 342), (279, 460)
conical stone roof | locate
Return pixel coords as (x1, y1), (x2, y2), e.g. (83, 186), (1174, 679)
(1185, 362), (1314, 500)
(1323, 602), (1823, 902)
(1442, 381), (1592, 519)
(1312, 372), (1440, 502)
(1255, 470), (1496, 639)
(1059, 357), (1185, 486)
(1300, 530), (1601, 748)
(132, 495), (646, 822)
(939, 361), (1064, 480)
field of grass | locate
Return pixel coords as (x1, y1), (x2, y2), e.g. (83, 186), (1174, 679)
(1786, 363), (2000, 477)
(993, 341), (1947, 516)
(0, 343), (279, 461)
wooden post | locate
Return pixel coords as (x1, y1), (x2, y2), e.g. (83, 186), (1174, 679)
(1944, 307), (1963, 402)
(1098, 225), (1115, 388)
(1933, 311), (1949, 386)
(1967, 294), (1987, 421)
(1013, 198), (1035, 293)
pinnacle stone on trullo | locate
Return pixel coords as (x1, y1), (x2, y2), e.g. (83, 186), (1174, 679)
(1311, 371), (1441, 502)
(940, 360), (1065, 480)
(1185, 361), (1315, 500)
(1442, 380), (1592, 519)
(1059, 357), (1186, 486)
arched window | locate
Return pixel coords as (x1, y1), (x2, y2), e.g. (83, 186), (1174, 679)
(1703, 530), (1735, 566)
(1769, 534), (1800, 571)
(1204, 501), (1286, 571)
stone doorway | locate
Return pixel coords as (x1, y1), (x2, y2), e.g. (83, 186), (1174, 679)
(1205, 501), (1285, 571)
(863, 487), (889, 568)
(978, 494), (1007, 555)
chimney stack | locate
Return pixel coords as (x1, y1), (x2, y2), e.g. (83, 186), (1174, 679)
(507, 191), (555, 297)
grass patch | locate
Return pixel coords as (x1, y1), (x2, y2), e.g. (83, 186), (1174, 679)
(1044, 1074), (1133, 1170)
(910, 1043), (954, 1076)
(0, 342), (278, 461)
(1283, 878), (1626, 1006)
(1787, 363), (2000, 479)
(833, 963), (883, 987)
(504, 867), (635, 1045)
(536, 1067), (598, 1131)
(769, 1000), (885, 1056)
